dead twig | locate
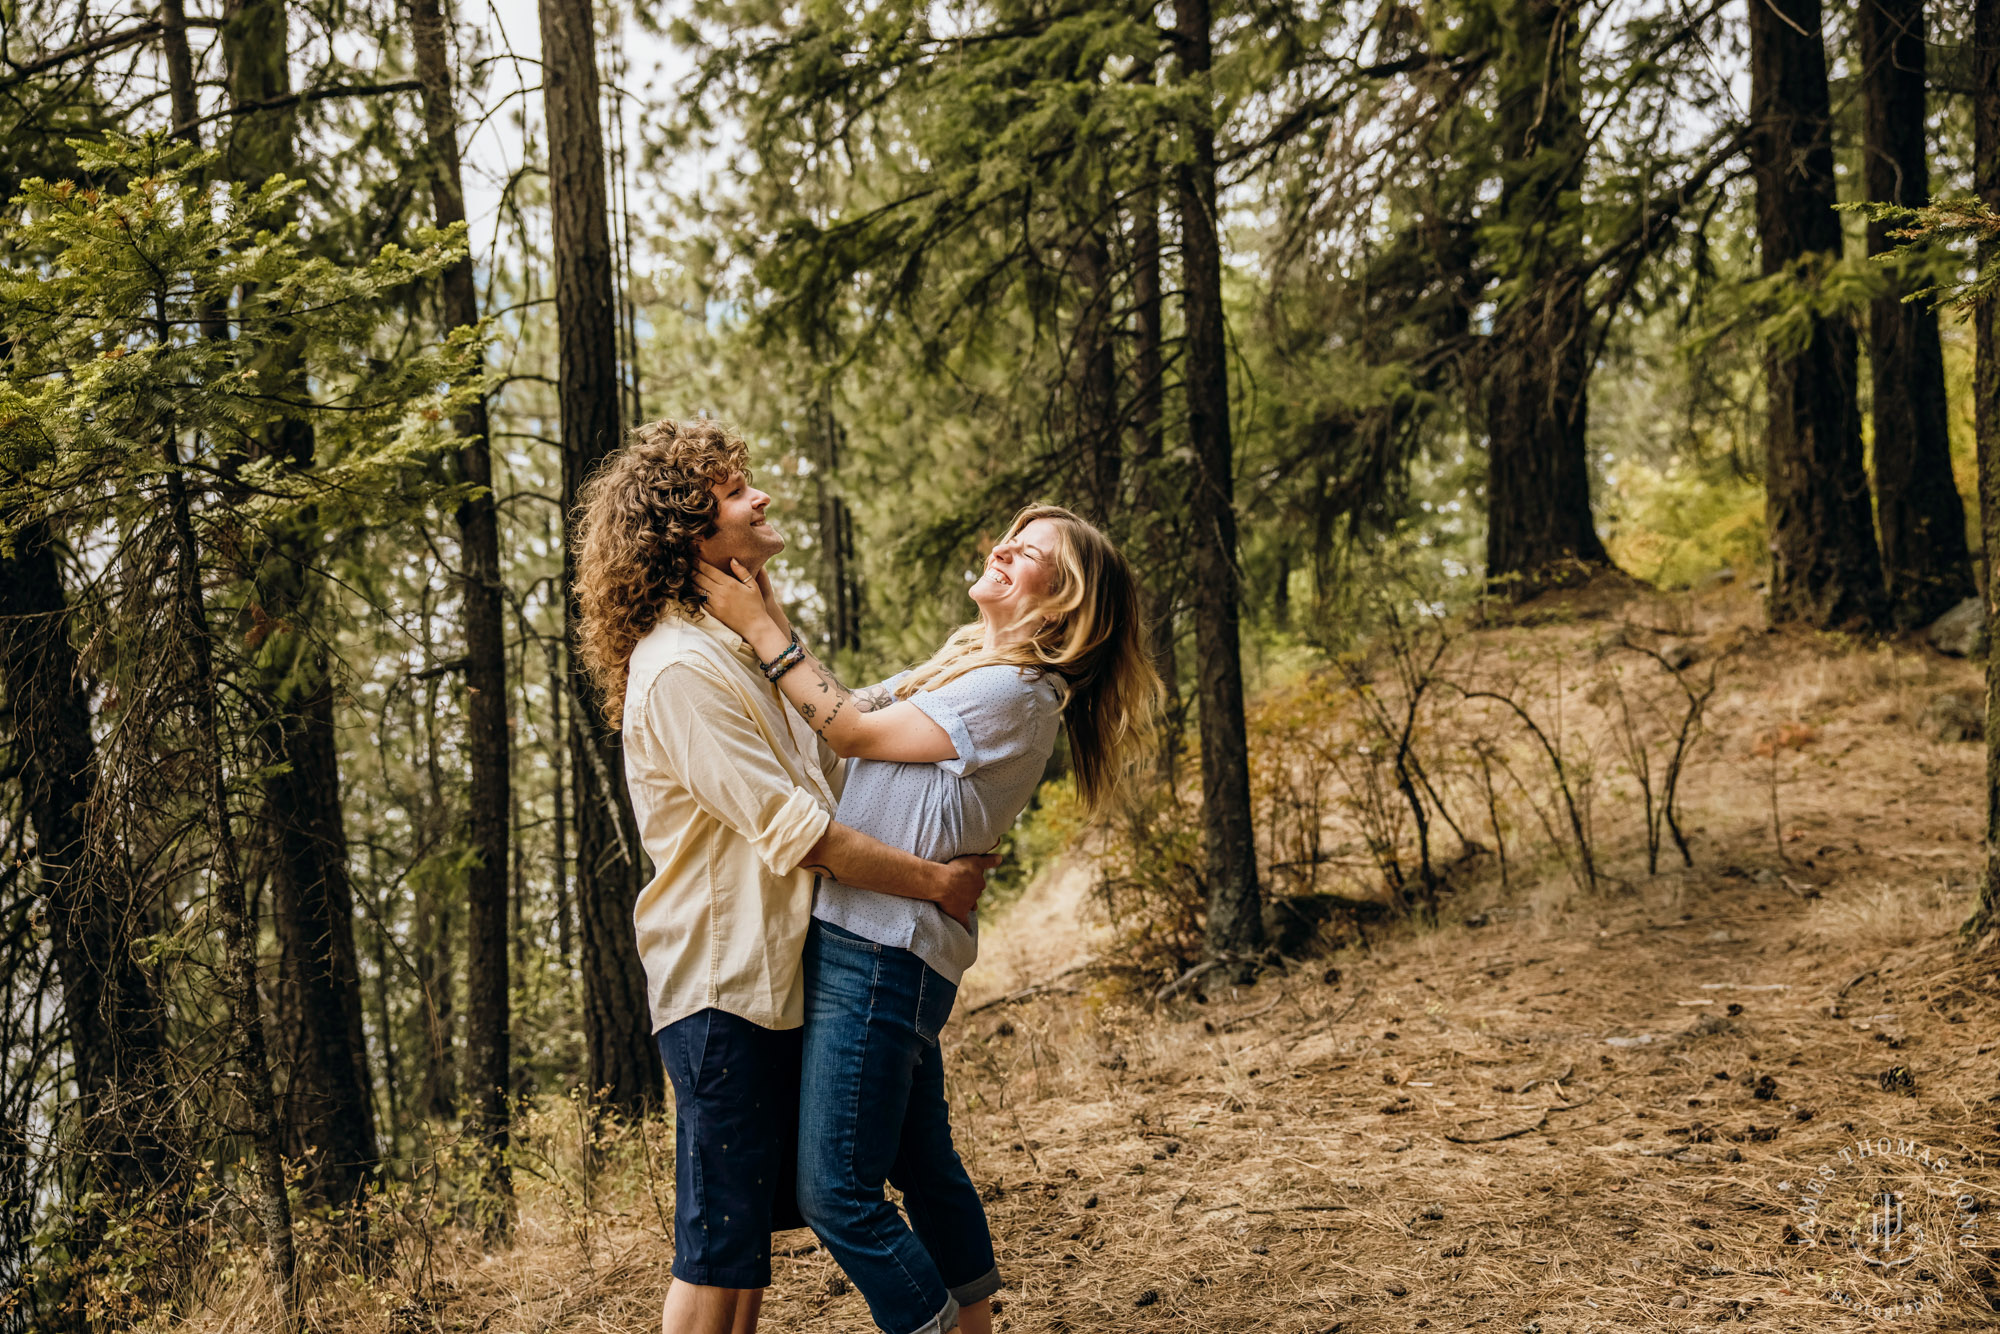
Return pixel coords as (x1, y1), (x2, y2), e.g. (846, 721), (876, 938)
(1444, 1110), (1550, 1144)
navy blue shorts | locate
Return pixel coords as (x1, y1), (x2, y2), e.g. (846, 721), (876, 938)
(656, 1008), (807, 1288)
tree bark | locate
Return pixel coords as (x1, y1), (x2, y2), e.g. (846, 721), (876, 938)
(538, 0), (661, 1111)
(1071, 228), (1122, 523)
(1967, 0), (2000, 943)
(809, 386), (862, 655)
(411, 0), (512, 1216)
(1860, 0), (1973, 629)
(0, 518), (171, 1196)
(160, 0), (200, 140)
(1482, 0), (1610, 595)
(1173, 0), (1262, 969)
(1749, 0), (1887, 630)
(160, 435), (295, 1311)
(1129, 172), (1181, 784)
(222, 0), (378, 1210)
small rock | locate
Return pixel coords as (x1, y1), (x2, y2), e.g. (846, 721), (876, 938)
(1134, 1290), (1158, 1308)
(1921, 691), (1982, 743)
(1419, 1202), (1446, 1221)
(1083, 1194), (1099, 1209)
(1926, 597), (1987, 658)
(1385, 1281), (1409, 1297)
(1660, 640), (1700, 670)
(1696, 566), (1737, 590)
(1250, 1244), (1269, 1255)
(1464, 912), (1490, 929)
(1669, 1293), (1690, 1309)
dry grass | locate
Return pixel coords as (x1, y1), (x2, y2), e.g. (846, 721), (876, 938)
(172, 584), (2000, 1333)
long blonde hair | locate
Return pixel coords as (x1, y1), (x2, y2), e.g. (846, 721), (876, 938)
(900, 505), (1162, 817)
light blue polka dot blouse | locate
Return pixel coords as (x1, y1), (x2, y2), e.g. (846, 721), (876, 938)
(814, 663), (1066, 984)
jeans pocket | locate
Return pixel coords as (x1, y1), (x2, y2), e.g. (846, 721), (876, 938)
(913, 966), (958, 1045)
(678, 1009), (713, 1095)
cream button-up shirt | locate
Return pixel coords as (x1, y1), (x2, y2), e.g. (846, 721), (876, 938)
(621, 611), (843, 1033)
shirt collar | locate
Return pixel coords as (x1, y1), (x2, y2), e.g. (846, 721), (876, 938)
(682, 608), (763, 670)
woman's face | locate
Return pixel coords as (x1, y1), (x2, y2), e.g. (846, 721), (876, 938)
(969, 517), (1062, 625)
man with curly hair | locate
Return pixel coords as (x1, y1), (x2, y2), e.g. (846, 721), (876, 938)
(575, 418), (995, 1334)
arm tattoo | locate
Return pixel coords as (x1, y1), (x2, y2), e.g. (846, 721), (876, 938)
(783, 653), (886, 738)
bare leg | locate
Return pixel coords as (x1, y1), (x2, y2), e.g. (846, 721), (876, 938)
(662, 1281), (756, 1334)
(955, 1297), (992, 1334)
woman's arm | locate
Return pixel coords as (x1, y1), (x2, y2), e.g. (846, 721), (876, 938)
(696, 561), (957, 763)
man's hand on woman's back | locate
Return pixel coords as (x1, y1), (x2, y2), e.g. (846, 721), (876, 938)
(934, 853), (1002, 929)
(802, 824), (1000, 929)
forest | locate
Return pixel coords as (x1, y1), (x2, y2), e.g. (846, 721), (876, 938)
(2, 0), (1999, 1329)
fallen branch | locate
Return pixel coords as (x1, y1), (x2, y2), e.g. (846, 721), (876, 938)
(964, 960), (1099, 1017)
(1220, 994), (1285, 1032)
(1444, 1110), (1550, 1144)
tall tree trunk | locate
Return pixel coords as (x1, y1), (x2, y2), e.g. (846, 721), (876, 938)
(1749, 0), (1887, 630)
(1967, 0), (2000, 943)
(538, 0), (661, 1112)
(1173, 0), (1262, 970)
(411, 0), (512, 1218)
(160, 428), (295, 1311)
(1071, 227), (1122, 523)
(0, 520), (171, 1193)
(222, 0), (379, 1210)
(1861, 0), (1973, 628)
(1482, 0), (1610, 595)
(160, 0), (200, 140)
(809, 387), (862, 656)
(1129, 172), (1181, 784)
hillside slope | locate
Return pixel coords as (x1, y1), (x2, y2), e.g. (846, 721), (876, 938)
(200, 590), (2000, 1334)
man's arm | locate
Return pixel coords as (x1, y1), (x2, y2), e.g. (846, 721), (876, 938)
(802, 823), (998, 928)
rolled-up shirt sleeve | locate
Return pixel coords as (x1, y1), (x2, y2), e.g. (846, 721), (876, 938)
(908, 664), (1050, 778)
(645, 659), (832, 875)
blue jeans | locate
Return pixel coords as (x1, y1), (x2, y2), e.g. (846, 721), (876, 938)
(797, 919), (1002, 1334)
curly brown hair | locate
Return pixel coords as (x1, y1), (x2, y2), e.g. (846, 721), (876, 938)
(575, 418), (751, 725)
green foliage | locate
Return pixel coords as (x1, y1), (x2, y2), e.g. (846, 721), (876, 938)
(1841, 198), (2000, 310)
(0, 132), (483, 545)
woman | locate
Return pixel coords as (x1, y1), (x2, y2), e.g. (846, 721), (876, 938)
(694, 504), (1160, 1334)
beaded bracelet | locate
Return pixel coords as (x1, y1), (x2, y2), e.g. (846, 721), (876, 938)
(762, 632), (805, 683)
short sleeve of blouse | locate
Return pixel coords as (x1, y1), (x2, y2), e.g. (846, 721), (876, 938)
(906, 665), (1059, 778)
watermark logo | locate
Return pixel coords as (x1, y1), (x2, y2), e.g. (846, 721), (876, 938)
(1776, 1134), (1986, 1320)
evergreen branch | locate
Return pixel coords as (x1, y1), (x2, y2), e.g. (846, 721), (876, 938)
(0, 16), (220, 92)
(182, 79), (424, 131)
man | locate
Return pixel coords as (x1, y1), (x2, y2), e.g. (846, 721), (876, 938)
(574, 418), (995, 1334)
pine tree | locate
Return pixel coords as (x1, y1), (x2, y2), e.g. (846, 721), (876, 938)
(1750, 0), (1886, 629)
(1859, 0), (1973, 629)
(538, 0), (660, 1113)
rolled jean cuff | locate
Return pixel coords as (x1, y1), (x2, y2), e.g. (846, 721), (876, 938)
(949, 1266), (1003, 1306)
(906, 1296), (958, 1334)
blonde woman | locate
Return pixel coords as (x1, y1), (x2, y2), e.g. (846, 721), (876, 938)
(696, 505), (1161, 1334)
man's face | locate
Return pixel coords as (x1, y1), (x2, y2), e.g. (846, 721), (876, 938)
(696, 471), (785, 572)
